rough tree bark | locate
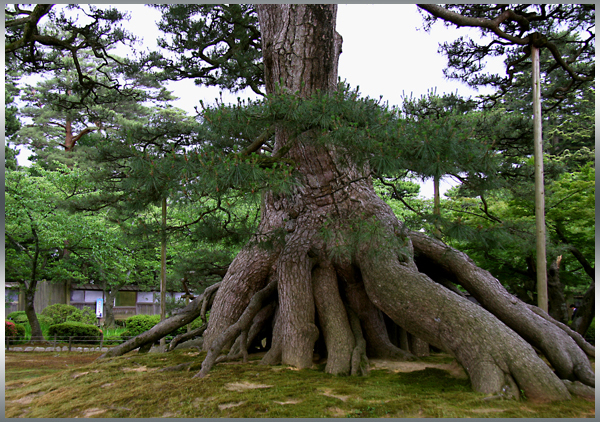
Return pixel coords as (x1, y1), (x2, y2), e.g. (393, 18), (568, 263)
(100, 5), (594, 402)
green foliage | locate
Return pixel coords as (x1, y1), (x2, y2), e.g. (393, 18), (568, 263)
(14, 323), (27, 340)
(47, 321), (102, 343)
(147, 4), (263, 95)
(6, 311), (29, 325)
(6, 311), (53, 329)
(122, 314), (161, 338)
(42, 304), (95, 326)
(419, 5), (595, 111)
(121, 313), (205, 340)
(5, 320), (18, 337)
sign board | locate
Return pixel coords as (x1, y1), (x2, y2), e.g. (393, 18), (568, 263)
(96, 298), (103, 318)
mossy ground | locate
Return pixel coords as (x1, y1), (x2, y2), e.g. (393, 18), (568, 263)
(4, 350), (595, 418)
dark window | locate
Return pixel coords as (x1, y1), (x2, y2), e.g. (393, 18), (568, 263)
(115, 291), (136, 307)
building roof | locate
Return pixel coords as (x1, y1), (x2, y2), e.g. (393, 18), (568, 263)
(71, 283), (181, 293)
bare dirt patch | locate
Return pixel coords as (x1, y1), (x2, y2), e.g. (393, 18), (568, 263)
(369, 358), (468, 379)
(319, 388), (353, 402)
(9, 391), (46, 405)
(81, 407), (108, 417)
(218, 401), (246, 410)
(224, 381), (273, 391)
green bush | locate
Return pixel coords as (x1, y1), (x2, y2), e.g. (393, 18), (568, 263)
(5, 320), (18, 337)
(37, 314), (54, 327)
(7, 311), (53, 328)
(120, 314), (205, 341)
(124, 314), (161, 338)
(42, 304), (86, 325)
(14, 323), (26, 339)
(80, 307), (98, 325)
(5, 320), (26, 345)
(48, 321), (102, 344)
(6, 311), (29, 325)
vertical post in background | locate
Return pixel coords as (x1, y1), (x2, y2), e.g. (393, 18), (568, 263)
(160, 197), (167, 346)
(532, 43), (548, 312)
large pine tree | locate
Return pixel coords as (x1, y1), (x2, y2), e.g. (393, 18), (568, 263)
(102, 5), (593, 402)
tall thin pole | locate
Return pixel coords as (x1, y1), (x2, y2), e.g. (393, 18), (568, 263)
(532, 44), (548, 312)
(160, 197), (167, 346)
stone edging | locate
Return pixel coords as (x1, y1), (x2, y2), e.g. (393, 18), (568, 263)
(6, 346), (111, 353)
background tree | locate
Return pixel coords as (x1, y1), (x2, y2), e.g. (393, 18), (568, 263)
(5, 164), (92, 341)
(5, 4), (140, 101)
(417, 4), (594, 110)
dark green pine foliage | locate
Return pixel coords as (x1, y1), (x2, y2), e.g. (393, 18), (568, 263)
(136, 4), (264, 96)
(5, 4), (139, 99)
(418, 4), (595, 111)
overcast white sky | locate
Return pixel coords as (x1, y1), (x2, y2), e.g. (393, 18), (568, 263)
(119, 4), (496, 112)
(18, 4), (504, 197)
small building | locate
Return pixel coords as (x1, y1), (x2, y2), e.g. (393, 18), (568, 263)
(5, 281), (186, 321)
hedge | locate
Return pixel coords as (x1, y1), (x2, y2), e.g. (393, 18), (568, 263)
(42, 304), (96, 325)
(6, 311), (53, 327)
(5, 321), (28, 344)
(121, 314), (205, 340)
(5, 320), (18, 337)
(48, 321), (102, 344)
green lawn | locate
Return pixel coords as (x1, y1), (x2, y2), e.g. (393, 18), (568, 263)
(4, 350), (595, 418)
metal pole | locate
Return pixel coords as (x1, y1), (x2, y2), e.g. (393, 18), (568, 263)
(532, 44), (548, 312)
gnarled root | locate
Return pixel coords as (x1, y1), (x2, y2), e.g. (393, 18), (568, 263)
(195, 278), (278, 378)
(97, 282), (221, 359)
(167, 323), (207, 352)
(525, 304), (595, 358)
(346, 306), (369, 376)
(312, 262), (355, 375)
(358, 245), (571, 402)
(203, 244), (279, 350)
(410, 230), (595, 388)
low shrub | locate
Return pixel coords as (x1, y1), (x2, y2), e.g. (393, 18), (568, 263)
(6, 320), (18, 337)
(6, 311), (53, 329)
(124, 314), (161, 338)
(6, 321), (29, 344)
(6, 311), (29, 325)
(120, 314), (205, 341)
(48, 321), (102, 344)
(14, 323), (26, 340)
(37, 314), (54, 327)
(42, 304), (86, 325)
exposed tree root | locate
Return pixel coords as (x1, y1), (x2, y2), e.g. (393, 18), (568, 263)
(525, 304), (595, 358)
(358, 243), (571, 402)
(203, 244), (279, 350)
(562, 380), (595, 401)
(410, 230), (595, 388)
(97, 282), (220, 359)
(195, 278), (278, 378)
(167, 323), (207, 352)
(312, 262), (355, 375)
(346, 306), (368, 376)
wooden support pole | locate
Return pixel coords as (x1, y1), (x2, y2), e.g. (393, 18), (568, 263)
(532, 44), (548, 312)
